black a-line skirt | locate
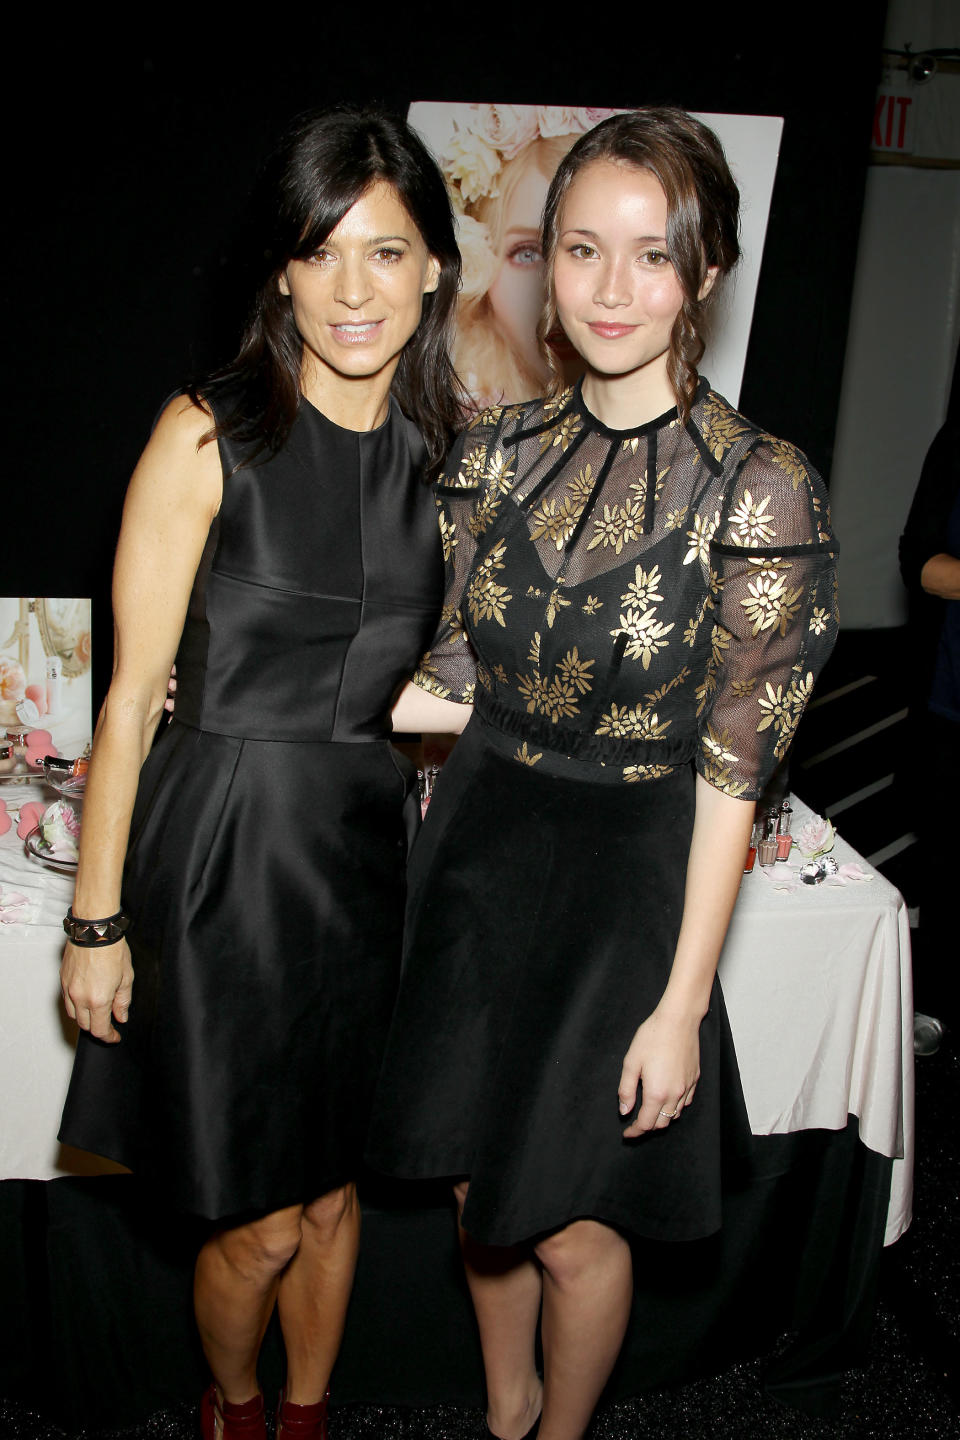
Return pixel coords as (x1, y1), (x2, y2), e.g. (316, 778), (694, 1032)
(60, 719), (419, 1221)
(367, 715), (751, 1247)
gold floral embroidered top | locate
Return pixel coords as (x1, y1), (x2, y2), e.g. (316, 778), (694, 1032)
(414, 380), (839, 796)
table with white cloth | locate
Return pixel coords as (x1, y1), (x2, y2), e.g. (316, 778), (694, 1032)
(0, 784), (913, 1428)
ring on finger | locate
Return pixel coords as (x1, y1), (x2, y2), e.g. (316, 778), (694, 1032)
(658, 1107), (679, 1119)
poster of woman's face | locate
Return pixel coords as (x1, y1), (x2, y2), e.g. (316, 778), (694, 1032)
(408, 102), (784, 413)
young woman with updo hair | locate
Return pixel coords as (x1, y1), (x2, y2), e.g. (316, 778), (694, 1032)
(370, 108), (839, 1440)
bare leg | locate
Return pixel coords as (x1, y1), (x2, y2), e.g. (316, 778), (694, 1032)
(534, 1220), (633, 1440)
(276, 1183), (361, 1404)
(454, 1182), (543, 1440)
(194, 1205), (304, 1404)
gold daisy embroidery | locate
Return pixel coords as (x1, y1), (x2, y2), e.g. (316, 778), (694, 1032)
(545, 585), (571, 629)
(762, 437), (809, 492)
(539, 410), (582, 455)
(542, 387), (574, 421)
(470, 403), (504, 428)
(530, 495), (583, 550)
(557, 648), (594, 694)
(466, 539), (513, 627)
(701, 397), (750, 462)
(582, 595), (603, 614)
(458, 445), (488, 485)
(612, 608), (675, 669)
(595, 702), (670, 740)
(514, 742), (543, 766)
(492, 662), (509, 685)
(438, 511), (457, 562)
(623, 762), (675, 783)
(517, 669), (549, 713)
(588, 503), (626, 552)
(699, 724), (748, 796)
(665, 506), (688, 532)
(566, 464), (596, 502)
(620, 563), (664, 611)
(740, 573), (803, 637)
(729, 489), (776, 545)
(809, 607), (829, 635)
(412, 664), (450, 700)
(683, 511), (720, 566)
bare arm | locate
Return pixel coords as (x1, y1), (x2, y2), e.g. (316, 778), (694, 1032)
(618, 776), (755, 1136)
(60, 396), (222, 1042)
(921, 552), (960, 601)
(391, 680), (473, 735)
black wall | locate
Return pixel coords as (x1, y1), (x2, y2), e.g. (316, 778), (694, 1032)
(4, 17), (885, 709)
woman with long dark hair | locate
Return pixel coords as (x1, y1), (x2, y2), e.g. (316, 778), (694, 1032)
(58, 107), (462, 1440)
(369, 107), (839, 1440)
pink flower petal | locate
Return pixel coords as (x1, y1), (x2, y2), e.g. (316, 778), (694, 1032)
(0, 801), (10, 837)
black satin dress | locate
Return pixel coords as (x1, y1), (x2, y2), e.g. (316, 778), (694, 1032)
(60, 396), (443, 1220)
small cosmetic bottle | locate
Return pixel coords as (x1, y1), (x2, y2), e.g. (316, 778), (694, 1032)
(46, 656), (63, 716)
(776, 799), (793, 861)
(743, 820), (760, 873)
(757, 812), (778, 867)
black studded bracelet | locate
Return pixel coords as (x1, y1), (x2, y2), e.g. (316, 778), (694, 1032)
(63, 906), (130, 947)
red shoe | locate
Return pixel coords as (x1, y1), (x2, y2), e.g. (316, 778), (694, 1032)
(276, 1389), (330, 1440)
(199, 1384), (266, 1440)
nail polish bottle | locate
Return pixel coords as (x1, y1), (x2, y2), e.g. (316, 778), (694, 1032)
(757, 813), (778, 867)
(744, 820), (760, 873)
(776, 799), (793, 861)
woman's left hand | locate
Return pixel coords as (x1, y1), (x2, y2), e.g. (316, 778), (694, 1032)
(618, 1005), (701, 1137)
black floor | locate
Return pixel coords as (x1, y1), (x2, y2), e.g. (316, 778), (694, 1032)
(4, 631), (957, 1440)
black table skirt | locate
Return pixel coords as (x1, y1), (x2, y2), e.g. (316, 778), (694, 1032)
(1, 1118), (894, 1431)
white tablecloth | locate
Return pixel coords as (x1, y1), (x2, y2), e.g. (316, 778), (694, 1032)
(0, 784), (912, 1241)
(718, 797), (913, 1244)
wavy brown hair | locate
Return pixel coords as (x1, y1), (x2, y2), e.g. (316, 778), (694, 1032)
(192, 106), (465, 480)
(539, 107), (740, 421)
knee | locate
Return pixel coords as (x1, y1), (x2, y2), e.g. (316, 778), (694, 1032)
(301, 1183), (358, 1242)
(217, 1206), (304, 1281)
(534, 1220), (624, 1288)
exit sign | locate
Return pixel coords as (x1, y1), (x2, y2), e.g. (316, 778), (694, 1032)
(873, 82), (915, 154)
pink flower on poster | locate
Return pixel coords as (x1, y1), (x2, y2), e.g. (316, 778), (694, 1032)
(475, 104), (540, 161)
(0, 657), (25, 703)
(536, 106), (592, 138)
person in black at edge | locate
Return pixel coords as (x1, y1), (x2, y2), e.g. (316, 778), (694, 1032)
(899, 390), (960, 1056)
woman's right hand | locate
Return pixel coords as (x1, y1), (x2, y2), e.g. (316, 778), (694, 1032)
(61, 939), (134, 1044)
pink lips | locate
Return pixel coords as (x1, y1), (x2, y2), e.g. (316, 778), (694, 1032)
(330, 320), (384, 344)
(587, 322), (637, 339)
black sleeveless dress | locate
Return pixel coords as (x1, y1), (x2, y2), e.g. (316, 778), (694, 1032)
(60, 396), (443, 1220)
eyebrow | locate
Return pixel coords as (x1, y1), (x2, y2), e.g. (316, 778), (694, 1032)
(560, 228), (668, 244)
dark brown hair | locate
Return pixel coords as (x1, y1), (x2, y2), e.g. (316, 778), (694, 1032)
(193, 106), (465, 479)
(539, 107), (741, 420)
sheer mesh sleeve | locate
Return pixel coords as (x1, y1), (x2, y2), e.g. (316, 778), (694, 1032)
(412, 406), (514, 705)
(696, 438), (839, 799)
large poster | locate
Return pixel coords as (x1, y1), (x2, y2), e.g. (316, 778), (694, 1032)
(408, 102), (783, 411)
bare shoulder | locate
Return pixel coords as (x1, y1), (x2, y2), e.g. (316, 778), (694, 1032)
(128, 393), (222, 518)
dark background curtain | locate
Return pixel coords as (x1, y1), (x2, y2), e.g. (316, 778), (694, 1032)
(4, 16), (883, 711)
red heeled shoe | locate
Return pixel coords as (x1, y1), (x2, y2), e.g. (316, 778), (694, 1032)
(276, 1389), (330, 1440)
(199, 1384), (266, 1440)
